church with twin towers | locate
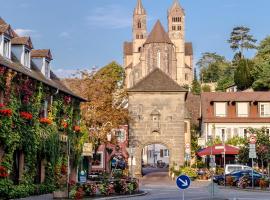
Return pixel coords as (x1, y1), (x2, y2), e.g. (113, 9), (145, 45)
(125, 0), (193, 177)
(124, 0), (194, 88)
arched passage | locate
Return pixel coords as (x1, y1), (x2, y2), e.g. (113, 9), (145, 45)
(141, 143), (170, 176)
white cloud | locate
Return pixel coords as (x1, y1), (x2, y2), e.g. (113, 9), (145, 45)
(86, 5), (131, 29)
(59, 31), (71, 39)
(14, 28), (40, 38)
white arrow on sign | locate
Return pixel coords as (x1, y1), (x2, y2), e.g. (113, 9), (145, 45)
(178, 177), (188, 187)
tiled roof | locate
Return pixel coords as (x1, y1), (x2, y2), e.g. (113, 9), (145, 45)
(201, 92), (270, 123)
(186, 93), (201, 125)
(11, 37), (33, 49)
(145, 20), (173, 45)
(123, 42), (133, 55)
(201, 92), (270, 102)
(31, 49), (52, 60)
(0, 17), (7, 25)
(0, 24), (10, 34)
(0, 54), (85, 101)
(185, 42), (193, 56)
(128, 68), (187, 92)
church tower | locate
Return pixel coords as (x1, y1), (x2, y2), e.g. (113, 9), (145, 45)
(133, 0), (147, 66)
(168, 0), (186, 84)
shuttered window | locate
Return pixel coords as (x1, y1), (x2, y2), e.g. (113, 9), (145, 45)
(215, 102), (227, 117)
(237, 102), (249, 117)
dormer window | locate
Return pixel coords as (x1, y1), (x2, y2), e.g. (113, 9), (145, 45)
(24, 49), (30, 68)
(3, 37), (11, 58)
(44, 60), (50, 78)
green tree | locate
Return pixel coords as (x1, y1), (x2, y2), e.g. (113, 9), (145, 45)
(201, 84), (211, 92)
(228, 26), (257, 58)
(191, 68), (201, 95)
(197, 52), (230, 83)
(251, 36), (270, 91)
(234, 59), (254, 90)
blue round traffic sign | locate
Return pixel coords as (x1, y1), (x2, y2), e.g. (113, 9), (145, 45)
(176, 175), (191, 190)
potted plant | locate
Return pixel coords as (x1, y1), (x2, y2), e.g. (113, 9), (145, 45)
(226, 176), (234, 187)
(238, 175), (250, 189)
(259, 178), (269, 190)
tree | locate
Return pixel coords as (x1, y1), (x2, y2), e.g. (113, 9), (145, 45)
(197, 52), (230, 83)
(201, 84), (211, 92)
(228, 26), (257, 58)
(63, 61), (129, 147)
(191, 68), (201, 95)
(234, 59), (254, 90)
(251, 36), (270, 91)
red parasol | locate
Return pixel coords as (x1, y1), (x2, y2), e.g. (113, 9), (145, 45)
(197, 144), (239, 157)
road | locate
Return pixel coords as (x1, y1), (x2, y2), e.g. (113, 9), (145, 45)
(20, 171), (270, 200)
(120, 171), (270, 200)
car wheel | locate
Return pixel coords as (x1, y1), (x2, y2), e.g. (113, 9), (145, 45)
(218, 180), (224, 186)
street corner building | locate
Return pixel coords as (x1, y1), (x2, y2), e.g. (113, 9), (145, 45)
(124, 0), (193, 176)
(0, 17), (85, 189)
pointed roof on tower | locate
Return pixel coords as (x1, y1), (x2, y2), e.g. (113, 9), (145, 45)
(128, 68), (187, 92)
(145, 20), (172, 45)
(168, 0), (184, 14)
(134, 0), (146, 15)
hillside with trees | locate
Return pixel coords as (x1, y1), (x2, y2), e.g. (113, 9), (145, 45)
(193, 26), (270, 93)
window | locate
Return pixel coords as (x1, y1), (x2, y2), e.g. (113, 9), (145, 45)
(140, 34), (143, 39)
(260, 103), (270, 117)
(177, 26), (181, 31)
(184, 122), (188, 133)
(157, 51), (161, 68)
(185, 73), (188, 81)
(237, 102), (249, 117)
(240, 128), (248, 138)
(3, 38), (10, 58)
(215, 102), (227, 117)
(164, 149), (169, 157)
(216, 128), (226, 141)
(136, 34), (139, 39)
(24, 49), (30, 68)
(138, 21), (141, 29)
(92, 152), (104, 168)
(115, 129), (126, 143)
(44, 60), (50, 78)
(160, 149), (163, 158)
(172, 26), (176, 31)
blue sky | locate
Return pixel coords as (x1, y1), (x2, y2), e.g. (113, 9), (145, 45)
(1, 0), (270, 77)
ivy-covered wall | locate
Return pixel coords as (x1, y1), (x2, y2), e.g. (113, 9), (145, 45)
(0, 66), (87, 198)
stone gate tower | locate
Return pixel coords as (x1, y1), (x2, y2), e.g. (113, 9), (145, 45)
(125, 0), (192, 177)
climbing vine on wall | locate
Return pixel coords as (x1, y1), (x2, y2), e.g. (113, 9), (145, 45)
(0, 66), (86, 189)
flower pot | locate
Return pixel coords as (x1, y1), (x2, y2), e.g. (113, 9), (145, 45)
(53, 190), (68, 199)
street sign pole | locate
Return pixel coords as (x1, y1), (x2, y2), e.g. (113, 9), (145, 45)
(176, 175), (191, 200)
(248, 134), (256, 189)
(252, 158), (254, 189)
(182, 190), (185, 200)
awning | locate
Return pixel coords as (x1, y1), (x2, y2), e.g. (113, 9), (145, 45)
(197, 144), (239, 157)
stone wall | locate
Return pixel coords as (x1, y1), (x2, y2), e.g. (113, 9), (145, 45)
(128, 92), (186, 177)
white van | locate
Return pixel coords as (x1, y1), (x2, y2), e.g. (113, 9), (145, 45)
(225, 164), (252, 174)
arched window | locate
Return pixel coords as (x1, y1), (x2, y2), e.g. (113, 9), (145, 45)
(172, 26), (176, 31)
(138, 47), (141, 52)
(177, 26), (181, 31)
(138, 21), (141, 29)
(136, 34), (139, 39)
(140, 34), (143, 39)
(157, 51), (161, 68)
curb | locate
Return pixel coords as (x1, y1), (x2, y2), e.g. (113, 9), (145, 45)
(218, 186), (270, 193)
(90, 191), (148, 200)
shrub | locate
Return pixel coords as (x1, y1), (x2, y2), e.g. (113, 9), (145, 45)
(259, 178), (269, 189)
(114, 179), (127, 194)
(82, 183), (97, 196)
(0, 179), (13, 198)
(181, 167), (198, 178)
(226, 176), (234, 186)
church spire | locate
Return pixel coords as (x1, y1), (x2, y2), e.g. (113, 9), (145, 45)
(169, 0), (184, 13)
(134, 0), (146, 15)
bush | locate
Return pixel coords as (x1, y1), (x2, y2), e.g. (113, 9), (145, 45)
(226, 176), (234, 186)
(8, 184), (36, 199)
(0, 179), (13, 198)
(181, 167), (198, 178)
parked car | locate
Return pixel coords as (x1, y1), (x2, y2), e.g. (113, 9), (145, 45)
(214, 170), (268, 186)
(225, 164), (252, 174)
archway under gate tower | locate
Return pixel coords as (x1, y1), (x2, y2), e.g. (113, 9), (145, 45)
(127, 68), (190, 177)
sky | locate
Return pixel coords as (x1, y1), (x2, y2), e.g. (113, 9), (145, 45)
(1, 0), (270, 78)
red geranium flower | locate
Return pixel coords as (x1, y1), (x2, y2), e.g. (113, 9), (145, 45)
(74, 126), (81, 132)
(39, 118), (53, 125)
(0, 166), (8, 178)
(61, 121), (68, 129)
(20, 111), (33, 120)
(0, 109), (12, 117)
(0, 104), (5, 108)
